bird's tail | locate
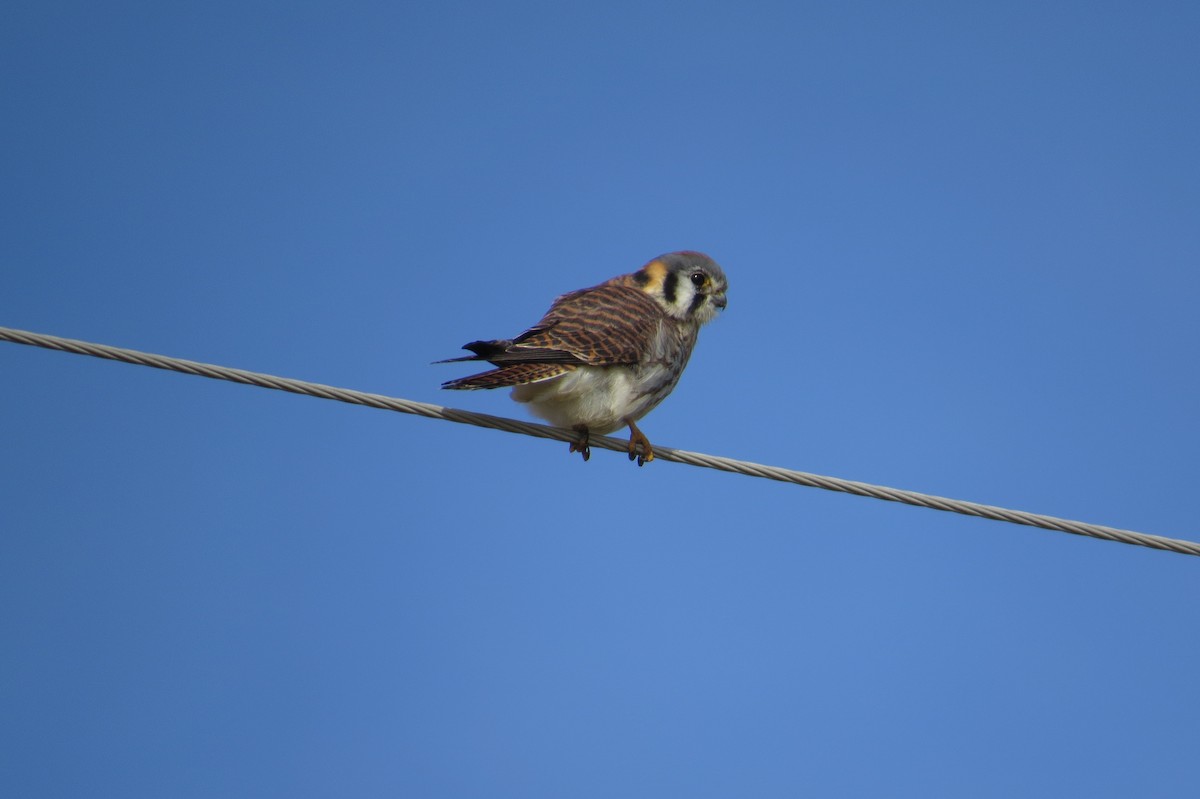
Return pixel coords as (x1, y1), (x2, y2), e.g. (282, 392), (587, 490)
(441, 362), (574, 390)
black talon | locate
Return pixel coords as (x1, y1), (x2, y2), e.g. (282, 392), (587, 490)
(570, 426), (591, 462)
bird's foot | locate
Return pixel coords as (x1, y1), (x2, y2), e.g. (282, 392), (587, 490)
(626, 419), (654, 466)
(569, 425), (591, 462)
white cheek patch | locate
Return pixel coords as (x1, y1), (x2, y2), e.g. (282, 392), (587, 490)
(669, 282), (698, 318)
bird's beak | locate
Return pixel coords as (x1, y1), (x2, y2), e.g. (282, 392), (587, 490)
(713, 294), (727, 310)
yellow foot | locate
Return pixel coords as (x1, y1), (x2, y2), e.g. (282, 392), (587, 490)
(625, 419), (654, 467)
(569, 425), (591, 462)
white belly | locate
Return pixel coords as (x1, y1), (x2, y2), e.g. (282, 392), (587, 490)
(511, 366), (665, 433)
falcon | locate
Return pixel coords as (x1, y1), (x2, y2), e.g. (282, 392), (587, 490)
(439, 251), (727, 465)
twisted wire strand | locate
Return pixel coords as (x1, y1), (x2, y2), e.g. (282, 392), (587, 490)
(3, 324), (1196, 557)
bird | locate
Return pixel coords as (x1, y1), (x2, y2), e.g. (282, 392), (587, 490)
(437, 251), (728, 465)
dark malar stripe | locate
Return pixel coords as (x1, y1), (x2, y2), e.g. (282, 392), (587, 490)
(662, 271), (678, 304)
(688, 289), (707, 316)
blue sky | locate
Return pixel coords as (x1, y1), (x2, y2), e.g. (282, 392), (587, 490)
(3, 2), (1199, 796)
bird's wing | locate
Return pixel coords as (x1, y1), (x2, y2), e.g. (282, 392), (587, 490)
(489, 284), (662, 367)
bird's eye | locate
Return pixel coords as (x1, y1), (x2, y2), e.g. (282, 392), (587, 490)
(690, 272), (706, 287)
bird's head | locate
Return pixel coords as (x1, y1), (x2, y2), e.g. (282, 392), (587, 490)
(618, 251), (728, 325)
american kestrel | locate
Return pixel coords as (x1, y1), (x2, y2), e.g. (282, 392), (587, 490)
(438, 251), (728, 465)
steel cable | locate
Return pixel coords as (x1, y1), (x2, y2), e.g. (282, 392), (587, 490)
(3, 325), (1195, 557)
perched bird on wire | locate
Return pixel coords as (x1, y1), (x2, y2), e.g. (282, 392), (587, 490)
(438, 251), (728, 465)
